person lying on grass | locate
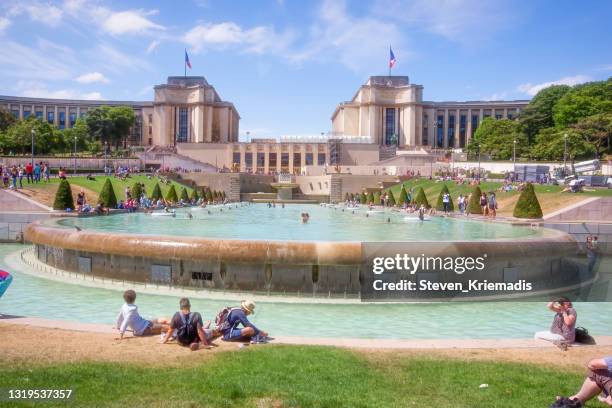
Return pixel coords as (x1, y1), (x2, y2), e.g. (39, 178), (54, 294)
(160, 297), (219, 351)
(557, 357), (612, 406)
(115, 289), (170, 340)
(217, 300), (268, 342)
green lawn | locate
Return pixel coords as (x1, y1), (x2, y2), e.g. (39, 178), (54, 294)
(26, 175), (193, 199)
(0, 346), (586, 407)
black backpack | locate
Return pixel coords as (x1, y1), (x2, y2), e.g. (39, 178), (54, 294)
(549, 397), (582, 408)
(176, 313), (197, 345)
(575, 327), (596, 345)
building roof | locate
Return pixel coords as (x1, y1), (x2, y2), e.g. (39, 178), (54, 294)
(0, 95), (152, 107)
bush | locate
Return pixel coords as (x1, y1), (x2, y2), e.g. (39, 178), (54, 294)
(190, 188), (199, 202)
(397, 185), (409, 206)
(436, 184), (455, 211)
(165, 185), (178, 203)
(132, 182), (144, 201)
(360, 192), (367, 204)
(180, 187), (189, 202)
(386, 190), (396, 206)
(513, 183), (543, 219)
(367, 191), (374, 204)
(412, 187), (429, 208)
(150, 183), (162, 201)
(373, 191), (381, 205)
(467, 186), (483, 215)
(53, 179), (75, 210)
(99, 178), (117, 208)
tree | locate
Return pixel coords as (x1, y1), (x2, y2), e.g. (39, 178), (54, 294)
(386, 190), (396, 206)
(530, 127), (594, 162)
(513, 183), (543, 219)
(190, 188), (199, 202)
(412, 187), (429, 208)
(205, 188), (213, 202)
(518, 85), (570, 144)
(180, 187), (189, 202)
(467, 118), (526, 160)
(84, 105), (136, 148)
(99, 178), (117, 208)
(360, 191), (367, 204)
(166, 185), (178, 202)
(61, 118), (91, 152)
(366, 191), (374, 204)
(53, 179), (75, 210)
(397, 185), (409, 206)
(436, 184), (454, 211)
(344, 192), (350, 201)
(0, 106), (16, 132)
(132, 182), (144, 201)
(553, 78), (612, 128)
(150, 183), (162, 200)
(3, 117), (61, 155)
(572, 113), (612, 158)
(373, 191), (381, 205)
(108, 106), (136, 148)
(467, 186), (483, 215)
(84, 106), (114, 145)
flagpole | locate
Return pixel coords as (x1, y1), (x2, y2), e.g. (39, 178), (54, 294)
(184, 49), (186, 78)
(388, 45), (391, 77)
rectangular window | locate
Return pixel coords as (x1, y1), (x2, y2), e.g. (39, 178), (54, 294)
(293, 152), (301, 165)
(23, 110), (31, 118)
(385, 108), (396, 145)
(471, 115), (479, 134)
(35, 110), (43, 119)
(436, 115), (444, 148)
(447, 115), (455, 148)
(233, 152), (241, 166)
(69, 112), (76, 127)
(422, 114), (428, 146)
(191, 271), (212, 281)
(459, 114), (467, 148)
(11, 109), (19, 118)
(305, 153), (313, 165)
(495, 113), (502, 119)
(269, 152), (277, 169)
(47, 111), (55, 124)
(318, 153), (326, 165)
(245, 152), (253, 169)
(59, 111), (65, 129)
(177, 108), (188, 143)
(507, 112), (513, 120)
(257, 152), (265, 167)
(281, 153), (289, 167)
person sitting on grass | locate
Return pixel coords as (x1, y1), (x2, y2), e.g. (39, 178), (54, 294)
(115, 289), (170, 340)
(161, 297), (217, 351)
(534, 297), (576, 348)
(555, 357), (612, 406)
(218, 300), (268, 343)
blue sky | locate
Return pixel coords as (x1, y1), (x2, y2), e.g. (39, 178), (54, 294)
(0, 0), (610, 139)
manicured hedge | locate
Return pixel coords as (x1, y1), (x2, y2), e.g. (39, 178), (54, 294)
(53, 179), (74, 210)
(165, 185), (178, 203)
(436, 184), (454, 211)
(99, 178), (117, 208)
(397, 185), (409, 206)
(513, 182), (543, 219)
(412, 187), (429, 208)
(150, 183), (162, 201)
(467, 186), (483, 215)
(180, 187), (189, 202)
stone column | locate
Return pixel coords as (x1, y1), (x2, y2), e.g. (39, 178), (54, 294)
(443, 109), (449, 148)
(264, 144), (270, 174)
(454, 109), (461, 149)
(503, 107), (508, 119)
(479, 108), (484, 121)
(466, 109), (473, 144)
(288, 144), (294, 173)
(239, 144), (246, 172)
(54, 106), (59, 127)
(300, 144), (306, 168)
(205, 106), (213, 142)
(19, 104), (23, 120)
(276, 145), (282, 173)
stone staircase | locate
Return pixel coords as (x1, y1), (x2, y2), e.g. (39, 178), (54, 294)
(138, 147), (218, 172)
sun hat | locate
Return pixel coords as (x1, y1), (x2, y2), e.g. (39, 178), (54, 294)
(241, 299), (256, 314)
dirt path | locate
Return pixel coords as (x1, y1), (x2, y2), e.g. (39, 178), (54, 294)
(16, 184), (99, 208)
(1, 324), (609, 373)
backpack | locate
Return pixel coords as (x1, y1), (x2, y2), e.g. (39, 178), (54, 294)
(215, 307), (239, 332)
(574, 327), (596, 345)
(549, 397), (582, 408)
(176, 313), (197, 345)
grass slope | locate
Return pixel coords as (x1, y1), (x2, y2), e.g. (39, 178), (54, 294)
(0, 346), (583, 407)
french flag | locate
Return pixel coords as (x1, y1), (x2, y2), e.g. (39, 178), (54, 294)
(389, 46), (396, 69)
(185, 49), (192, 69)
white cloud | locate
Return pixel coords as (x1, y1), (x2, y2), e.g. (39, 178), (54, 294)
(88, 43), (152, 73)
(517, 75), (591, 96)
(372, 0), (515, 42)
(291, 0), (407, 73)
(146, 40), (160, 54)
(8, 2), (63, 27)
(0, 40), (75, 80)
(75, 71), (109, 84)
(0, 16), (10, 32)
(16, 80), (103, 100)
(482, 92), (509, 101)
(101, 9), (164, 35)
(183, 22), (295, 55)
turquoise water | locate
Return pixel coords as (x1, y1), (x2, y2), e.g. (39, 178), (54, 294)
(2, 244), (612, 339)
(56, 203), (546, 241)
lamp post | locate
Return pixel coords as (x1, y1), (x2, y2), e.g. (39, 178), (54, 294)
(513, 138), (517, 181)
(477, 143), (481, 181)
(30, 128), (35, 168)
(73, 136), (77, 175)
(104, 141), (108, 175)
(563, 133), (568, 176)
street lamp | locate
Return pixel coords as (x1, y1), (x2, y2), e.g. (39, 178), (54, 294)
(30, 128), (35, 168)
(563, 133), (568, 176)
(513, 138), (517, 181)
(104, 141), (108, 175)
(477, 143), (481, 181)
(73, 136), (77, 175)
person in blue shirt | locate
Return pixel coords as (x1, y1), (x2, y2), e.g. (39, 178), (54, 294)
(222, 300), (268, 342)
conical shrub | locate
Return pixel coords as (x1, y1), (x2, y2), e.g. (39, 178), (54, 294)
(360, 192), (367, 204)
(373, 191), (381, 205)
(165, 185), (178, 202)
(513, 183), (543, 219)
(367, 191), (374, 204)
(180, 187), (189, 202)
(205, 188), (213, 202)
(132, 182), (144, 201)
(387, 190), (396, 206)
(99, 178), (117, 208)
(53, 179), (75, 210)
(397, 184), (409, 206)
(436, 184), (454, 211)
(412, 187), (429, 208)
(150, 183), (162, 201)
(190, 188), (199, 202)
(467, 186), (483, 215)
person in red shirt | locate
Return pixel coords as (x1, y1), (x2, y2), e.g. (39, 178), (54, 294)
(25, 163), (33, 183)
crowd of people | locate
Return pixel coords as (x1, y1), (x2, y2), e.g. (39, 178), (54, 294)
(0, 162), (51, 189)
(115, 290), (270, 350)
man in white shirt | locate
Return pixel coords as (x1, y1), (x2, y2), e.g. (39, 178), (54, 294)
(115, 290), (170, 339)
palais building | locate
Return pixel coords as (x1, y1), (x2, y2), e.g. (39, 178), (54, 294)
(0, 75), (528, 173)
